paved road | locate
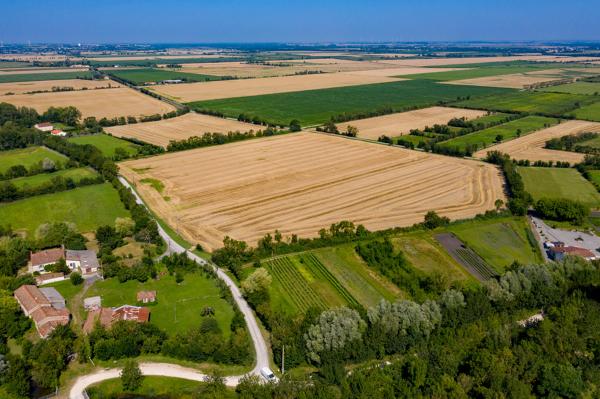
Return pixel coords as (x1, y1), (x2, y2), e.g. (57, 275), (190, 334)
(68, 178), (270, 399)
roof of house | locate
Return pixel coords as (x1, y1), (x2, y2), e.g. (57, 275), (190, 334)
(51, 129), (63, 134)
(551, 246), (596, 258)
(35, 122), (52, 127)
(66, 249), (100, 271)
(14, 285), (70, 338)
(113, 305), (150, 323)
(31, 247), (64, 266)
(35, 272), (64, 284)
(39, 287), (66, 309)
(137, 290), (156, 301)
(14, 285), (51, 313)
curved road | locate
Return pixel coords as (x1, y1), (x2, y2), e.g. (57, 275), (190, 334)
(68, 177), (269, 399)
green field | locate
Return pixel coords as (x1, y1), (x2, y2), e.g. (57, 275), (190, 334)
(0, 183), (129, 235)
(0, 146), (68, 173)
(569, 101), (600, 122)
(438, 115), (559, 151)
(518, 167), (600, 207)
(448, 217), (543, 272)
(108, 68), (221, 85)
(86, 271), (235, 337)
(539, 81), (600, 95)
(189, 79), (512, 126)
(68, 134), (139, 158)
(91, 57), (243, 67)
(578, 135), (600, 148)
(9, 167), (98, 189)
(455, 91), (595, 116)
(587, 170), (600, 187)
(399, 64), (561, 81)
(0, 71), (93, 83)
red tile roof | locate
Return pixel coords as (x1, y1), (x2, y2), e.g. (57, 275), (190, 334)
(14, 285), (50, 314)
(31, 247), (64, 266)
(553, 246), (596, 258)
(14, 285), (70, 338)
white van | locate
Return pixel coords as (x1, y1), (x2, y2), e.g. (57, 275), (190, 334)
(260, 367), (278, 383)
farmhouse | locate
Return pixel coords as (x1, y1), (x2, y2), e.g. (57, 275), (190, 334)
(29, 247), (65, 273)
(137, 290), (156, 303)
(30, 247), (100, 275)
(548, 246), (597, 261)
(83, 305), (150, 334)
(34, 122), (53, 132)
(14, 285), (70, 338)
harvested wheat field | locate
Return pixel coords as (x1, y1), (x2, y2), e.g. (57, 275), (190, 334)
(120, 132), (505, 250)
(0, 86), (175, 119)
(149, 72), (404, 102)
(0, 67), (90, 75)
(444, 73), (565, 89)
(106, 112), (258, 147)
(473, 120), (600, 163)
(373, 55), (589, 67)
(0, 79), (121, 95)
(337, 107), (487, 140)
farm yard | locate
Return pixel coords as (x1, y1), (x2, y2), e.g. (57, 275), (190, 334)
(106, 112), (259, 147)
(336, 106), (487, 140)
(67, 134), (140, 158)
(0, 78), (121, 95)
(189, 79), (511, 126)
(119, 132), (505, 251)
(473, 119), (600, 163)
(518, 167), (600, 207)
(0, 146), (67, 173)
(0, 86), (176, 118)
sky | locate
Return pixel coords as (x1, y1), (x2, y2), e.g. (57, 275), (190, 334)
(2, 0), (599, 44)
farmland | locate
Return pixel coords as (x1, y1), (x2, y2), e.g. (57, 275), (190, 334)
(0, 146), (67, 173)
(539, 81), (600, 95)
(0, 70), (93, 83)
(336, 106), (487, 140)
(435, 233), (498, 280)
(454, 91), (596, 116)
(473, 120), (600, 163)
(119, 132), (505, 251)
(8, 167), (98, 189)
(0, 183), (129, 236)
(189, 79), (512, 126)
(438, 115), (559, 152)
(569, 101), (600, 122)
(398, 64), (562, 81)
(67, 134), (139, 158)
(518, 167), (600, 207)
(106, 112), (259, 147)
(0, 86), (176, 119)
(107, 68), (221, 85)
(0, 78), (121, 95)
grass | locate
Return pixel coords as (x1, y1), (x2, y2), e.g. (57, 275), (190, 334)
(569, 101), (600, 122)
(0, 183), (130, 236)
(45, 279), (84, 303)
(140, 178), (165, 193)
(399, 64), (561, 81)
(539, 82), (600, 95)
(0, 146), (68, 173)
(188, 79), (513, 126)
(518, 167), (600, 207)
(86, 271), (235, 337)
(0, 71), (93, 83)
(438, 115), (559, 152)
(8, 167), (98, 189)
(587, 170), (600, 187)
(448, 217), (543, 272)
(90, 57), (243, 67)
(454, 91), (596, 116)
(108, 68), (221, 85)
(579, 135), (600, 148)
(68, 134), (139, 158)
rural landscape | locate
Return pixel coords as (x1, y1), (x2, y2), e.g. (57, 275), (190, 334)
(2, 1), (600, 398)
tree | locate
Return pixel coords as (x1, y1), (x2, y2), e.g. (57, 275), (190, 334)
(345, 125), (359, 137)
(120, 359), (143, 391)
(114, 217), (135, 236)
(42, 158), (56, 172)
(289, 119), (302, 132)
(241, 268), (272, 305)
(495, 198), (504, 211)
(495, 134), (503, 143)
(70, 272), (83, 285)
(423, 211), (450, 229)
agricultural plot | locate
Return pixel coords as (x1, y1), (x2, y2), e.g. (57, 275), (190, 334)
(85, 271), (234, 337)
(189, 79), (511, 126)
(0, 146), (67, 173)
(371, 55), (583, 67)
(0, 79), (121, 95)
(0, 183), (129, 236)
(434, 233), (497, 281)
(67, 134), (139, 158)
(569, 102), (600, 122)
(398, 64), (561, 81)
(0, 71), (93, 83)
(9, 167), (98, 189)
(473, 120), (600, 163)
(437, 115), (559, 152)
(539, 81), (600, 95)
(105, 112), (259, 148)
(336, 106), (487, 140)
(119, 133), (505, 251)
(518, 167), (600, 207)
(107, 68), (221, 85)
(454, 91), (596, 116)
(0, 86), (176, 119)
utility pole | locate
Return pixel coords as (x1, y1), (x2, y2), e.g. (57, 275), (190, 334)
(281, 345), (285, 374)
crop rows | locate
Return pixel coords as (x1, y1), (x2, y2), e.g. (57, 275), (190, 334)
(455, 248), (498, 280)
(267, 257), (326, 312)
(301, 253), (360, 308)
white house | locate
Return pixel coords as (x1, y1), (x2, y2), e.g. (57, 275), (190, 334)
(34, 122), (53, 132)
(51, 129), (67, 137)
(65, 249), (100, 275)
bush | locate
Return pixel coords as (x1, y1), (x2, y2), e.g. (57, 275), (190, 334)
(70, 272), (83, 285)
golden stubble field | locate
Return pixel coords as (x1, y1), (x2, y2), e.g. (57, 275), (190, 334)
(0, 86), (175, 118)
(0, 79), (122, 95)
(337, 107), (488, 140)
(106, 112), (259, 147)
(120, 133), (506, 250)
(474, 120), (600, 163)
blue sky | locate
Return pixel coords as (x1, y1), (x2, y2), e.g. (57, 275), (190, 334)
(2, 0), (599, 43)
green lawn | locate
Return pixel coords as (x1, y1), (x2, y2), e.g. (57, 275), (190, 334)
(0, 146), (68, 173)
(539, 82), (600, 95)
(108, 68), (221, 85)
(0, 71), (93, 83)
(188, 79), (513, 126)
(569, 101), (600, 122)
(0, 183), (130, 236)
(45, 279), (84, 304)
(86, 271), (234, 337)
(454, 91), (596, 116)
(518, 167), (600, 207)
(448, 217), (543, 272)
(68, 134), (139, 158)
(438, 115), (559, 152)
(399, 64), (561, 81)
(9, 167), (98, 189)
